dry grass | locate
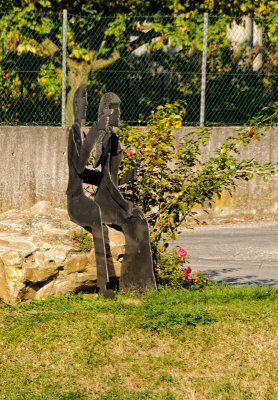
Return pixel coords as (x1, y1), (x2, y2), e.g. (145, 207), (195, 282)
(0, 286), (278, 399)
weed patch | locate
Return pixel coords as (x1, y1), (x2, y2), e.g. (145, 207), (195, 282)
(138, 303), (217, 332)
(72, 230), (92, 252)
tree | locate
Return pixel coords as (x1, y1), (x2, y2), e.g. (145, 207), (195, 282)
(1, 0), (277, 124)
(1, 5), (176, 124)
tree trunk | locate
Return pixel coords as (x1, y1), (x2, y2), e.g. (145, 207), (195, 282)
(65, 51), (121, 126)
(66, 60), (91, 126)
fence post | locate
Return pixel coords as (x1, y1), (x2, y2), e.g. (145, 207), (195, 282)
(62, 9), (67, 127)
(200, 13), (208, 127)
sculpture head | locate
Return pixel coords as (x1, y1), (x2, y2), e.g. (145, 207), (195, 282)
(98, 92), (121, 128)
(73, 84), (88, 124)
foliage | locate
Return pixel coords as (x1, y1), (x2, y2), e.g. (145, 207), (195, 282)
(154, 247), (190, 289)
(1, 0), (278, 125)
(37, 63), (62, 103)
(119, 101), (278, 252)
(1, 0), (278, 17)
(0, 9), (63, 124)
(72, 230), (93, 252)
(154, 247), (212, 290)
(189, 271), (213, 290)
(0, 69), (21, 123)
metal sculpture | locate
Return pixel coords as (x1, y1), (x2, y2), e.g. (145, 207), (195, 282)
(95, 92), (157, 291)
(66, 85), (156, 295)
(66, 84), (115, 298)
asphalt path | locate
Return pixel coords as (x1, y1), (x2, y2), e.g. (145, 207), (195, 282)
(174, 221), (278, 285)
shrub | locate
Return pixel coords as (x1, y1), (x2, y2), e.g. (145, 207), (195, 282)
(154, 247), (190, 289)
(119, 101), (278, 254)
(118, 102), (278, 288)
(154, 247), (212, 290)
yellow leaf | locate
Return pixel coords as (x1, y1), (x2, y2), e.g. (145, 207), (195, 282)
(258, 4), (266, 12)
(240, 3), (247, 12)
(72, 49), (81, 59)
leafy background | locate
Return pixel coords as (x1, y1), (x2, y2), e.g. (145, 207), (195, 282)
(0, 0), (278, 125)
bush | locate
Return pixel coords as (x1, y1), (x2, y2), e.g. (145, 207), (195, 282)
(154, 247), (212, 290)
(119, 101), (278, 254)
(154, 247), (190, 289)
(118, 101), (278, 288)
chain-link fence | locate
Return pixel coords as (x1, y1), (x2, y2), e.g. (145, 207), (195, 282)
(0, 12), (63, 125)
(0, 12), (277, 126)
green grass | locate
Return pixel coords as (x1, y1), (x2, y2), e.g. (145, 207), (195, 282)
(1, 285), (278, 399)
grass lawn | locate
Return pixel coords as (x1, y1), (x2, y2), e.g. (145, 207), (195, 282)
(1, 285), (278, 400)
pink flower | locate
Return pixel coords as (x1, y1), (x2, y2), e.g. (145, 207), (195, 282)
(125, 148), (135, 156)
(177, 248), (187, 258)
(186, 266), (192, 274)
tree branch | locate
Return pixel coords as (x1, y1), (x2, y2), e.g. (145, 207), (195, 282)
(39, 38), (59, 56)
(91, 50), (121, 71)
(123, 28), (161, 53)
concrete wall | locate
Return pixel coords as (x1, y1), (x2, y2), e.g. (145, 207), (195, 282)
(0, 126), (278, 221)
(174, 127), (278, 222)
(0, 126), (68, 211)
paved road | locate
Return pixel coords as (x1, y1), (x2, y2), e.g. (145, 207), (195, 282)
(174, 221), (278, 285)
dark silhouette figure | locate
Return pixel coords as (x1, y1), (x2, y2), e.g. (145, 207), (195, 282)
(94, 93), (157, 291)
(66, 84), (115, 298)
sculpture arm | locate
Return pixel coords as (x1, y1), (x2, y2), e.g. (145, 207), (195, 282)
(75, 123), (99, 174)
(76, 110), (113, 172)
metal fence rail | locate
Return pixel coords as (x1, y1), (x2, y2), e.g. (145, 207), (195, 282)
(0, 12), (277, 126)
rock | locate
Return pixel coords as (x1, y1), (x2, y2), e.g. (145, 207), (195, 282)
(65, 254), (88, 274)
(30, 201), (55, 216)
(0, 202), (125, 303)
(1, 251), (23, 266)
(25, 264), (59, 283)
(0, 259), (11, 302)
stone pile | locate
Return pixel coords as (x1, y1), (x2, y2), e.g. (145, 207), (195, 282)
(0, 201), (125, 303)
